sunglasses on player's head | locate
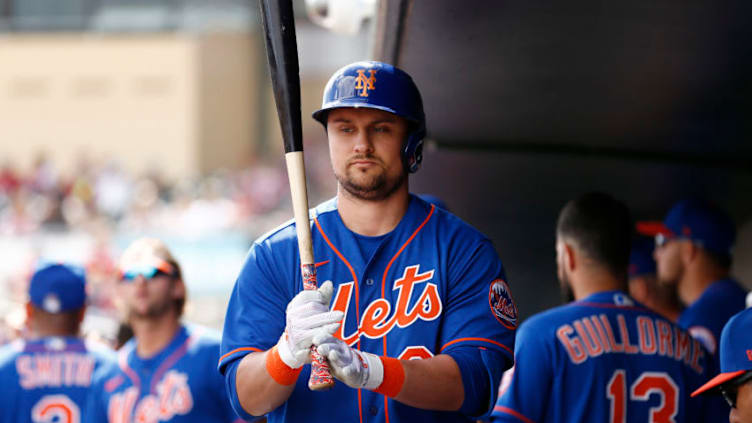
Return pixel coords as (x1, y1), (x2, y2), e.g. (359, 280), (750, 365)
(719, 371), (752, 409)
(119, 260), (175, 282)
(654, 232), (680, 248)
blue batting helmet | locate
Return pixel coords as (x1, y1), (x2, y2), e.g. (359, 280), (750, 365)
(312, 61), (426, 173)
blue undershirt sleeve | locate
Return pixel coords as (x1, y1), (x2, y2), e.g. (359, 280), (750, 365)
(224, 357), (263, 422)
(445, 346), (507, 419)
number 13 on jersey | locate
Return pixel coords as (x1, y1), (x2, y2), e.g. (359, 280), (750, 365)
(607, 370), (678, 423)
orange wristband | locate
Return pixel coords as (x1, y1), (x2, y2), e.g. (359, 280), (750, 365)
(265, 346), (302, 386)
(374, 356), (405, 398)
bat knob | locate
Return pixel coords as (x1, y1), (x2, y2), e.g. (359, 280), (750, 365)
(308, 377), (335, 391)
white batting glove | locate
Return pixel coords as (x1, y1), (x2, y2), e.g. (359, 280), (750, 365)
(276, 281), (344, 369)
(313, 332), (384, 390)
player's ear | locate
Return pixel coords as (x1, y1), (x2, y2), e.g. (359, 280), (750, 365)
(563, 242), (577, 272)
(25, 302), (33, 321)
(555, 238), (576, 273)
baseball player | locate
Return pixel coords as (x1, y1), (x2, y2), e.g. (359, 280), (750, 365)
(637, 199), (747, 357)
(219, 61), (517, 423)
(492, 192), (725, 422)
(627, 237), (682, 322)
(692, 307), (752, 423)
(84, 238), (244, 423)
(0, 263), (116, 423)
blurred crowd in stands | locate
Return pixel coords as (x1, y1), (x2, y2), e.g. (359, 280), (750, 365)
(0, 153), (292, 237)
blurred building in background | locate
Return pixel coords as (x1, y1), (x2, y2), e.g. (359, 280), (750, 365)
(0, 0), (373, 343)
(1, 32), (259, 178)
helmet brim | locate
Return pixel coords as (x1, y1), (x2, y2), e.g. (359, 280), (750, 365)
(312, 102), (420, 127)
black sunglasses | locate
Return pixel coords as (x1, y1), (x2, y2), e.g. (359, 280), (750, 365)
(720, 371), (752, 409)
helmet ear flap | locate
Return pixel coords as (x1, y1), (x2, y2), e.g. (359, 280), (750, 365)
(404, 135), (424, 174)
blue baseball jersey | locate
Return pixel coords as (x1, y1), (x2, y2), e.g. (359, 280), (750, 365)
(85, 324), (243, 423)
(492, 291), (726, 423)
(220, 194), (517, 423)
(0, 336), (116, 423)
(678, 278), (747, 356)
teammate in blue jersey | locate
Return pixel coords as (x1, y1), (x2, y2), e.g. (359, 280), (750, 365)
(638, 199), (747, 357)
(85, 238), (243, 423)
(219, 61), (517, 423)
(492, 192), (725, 423)
(0, 263), (117, 423)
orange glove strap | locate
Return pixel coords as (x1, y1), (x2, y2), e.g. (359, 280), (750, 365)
(374, 356), (405, 398)
(266, 345), (302, 386)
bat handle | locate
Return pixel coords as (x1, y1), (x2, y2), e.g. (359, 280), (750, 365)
(308, 347), (335, 390)
(302, 264), (336, 390)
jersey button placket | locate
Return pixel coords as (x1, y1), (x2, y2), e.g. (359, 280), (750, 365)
(366, 277), (374, 286)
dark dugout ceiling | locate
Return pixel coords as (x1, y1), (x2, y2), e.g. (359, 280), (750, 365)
(374, 0), (752, 171)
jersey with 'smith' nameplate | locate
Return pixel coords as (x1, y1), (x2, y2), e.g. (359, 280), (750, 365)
(491, 291), (727, 423)
(0, 336), (116, 423)
(220, 194), (517, 423)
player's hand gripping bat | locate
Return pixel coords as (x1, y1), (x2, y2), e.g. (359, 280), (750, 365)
(259, 0), (335, 391)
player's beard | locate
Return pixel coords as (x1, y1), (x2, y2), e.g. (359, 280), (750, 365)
(127, 285), (176, 321)
(335, 155), (406, 201)
(128, 298), (173, 320)
(656, 262), (683, 288)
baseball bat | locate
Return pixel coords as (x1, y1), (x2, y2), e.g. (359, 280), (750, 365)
(259, 0), (335, 391)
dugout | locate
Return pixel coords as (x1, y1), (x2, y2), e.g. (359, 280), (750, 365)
(367, 0), (752, 320)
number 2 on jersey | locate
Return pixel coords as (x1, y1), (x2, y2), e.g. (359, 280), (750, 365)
(32, 394), (80, 423)
(607, 370), (678, 423)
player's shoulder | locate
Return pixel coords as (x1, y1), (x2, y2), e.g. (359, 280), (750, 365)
(708, 279), (748, 304)
(90, 348), (124, 388)
(411, 194), (490, 243)
(518, 303), (578, 334)
(689, 279), (747, 317)
(517, 297), (637, 335)
(185, 323), (221, 344)
(0, 339), (24, 368)
(252, 216), (297, 247)
(84, 338), (118, 364)
(183, 324), (222, 355)
(253, 197), (338, 246)
(507, 306), (575, 355)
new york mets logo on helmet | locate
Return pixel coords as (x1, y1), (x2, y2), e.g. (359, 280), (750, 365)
(489, 279), (517, 330)
(355, 69), (377, 97)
